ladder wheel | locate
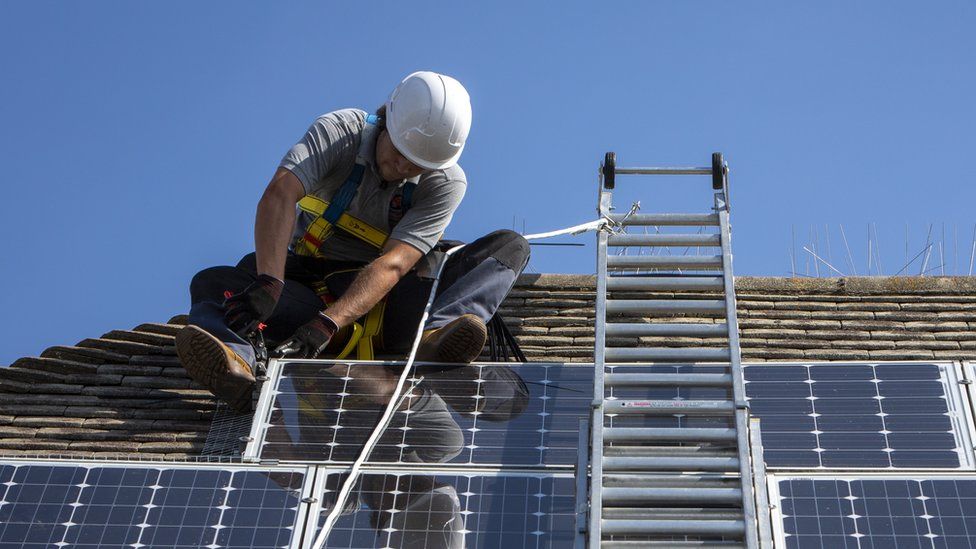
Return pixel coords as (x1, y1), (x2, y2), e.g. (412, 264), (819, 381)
(603, 152), (616, 189)
(712, 152), (724, 190)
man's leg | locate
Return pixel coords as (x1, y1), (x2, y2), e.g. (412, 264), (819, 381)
(177, 253), (324, 411)
(411, 230), (529, 363)
(427, 229), (530, 329)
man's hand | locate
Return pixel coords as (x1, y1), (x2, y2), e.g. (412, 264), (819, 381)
(224, 274), (285, 336)
(275, 313), (339, 359)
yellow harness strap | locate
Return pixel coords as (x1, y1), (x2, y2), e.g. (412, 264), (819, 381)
(296, 195), (388, 256)
(356, 301), (386, 361)
(312, 266), (387, 362)
(297, 186), (389, 360)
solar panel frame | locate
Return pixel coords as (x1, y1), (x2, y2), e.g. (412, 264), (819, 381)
(959, 361), (976, 465)
(767, 473), (976, 549)
(743, 360), (976, 471)
(243, 357), (289, 460)
(0, 459), (316, 549)
(298, 466), (579, 549)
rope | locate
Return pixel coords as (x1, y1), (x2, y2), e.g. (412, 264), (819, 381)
(312, 217), (609, 547)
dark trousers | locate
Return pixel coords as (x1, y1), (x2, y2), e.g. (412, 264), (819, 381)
(187, 230), (530, 367)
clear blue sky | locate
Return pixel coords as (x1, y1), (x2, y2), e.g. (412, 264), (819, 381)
(2, 1), (974, 365)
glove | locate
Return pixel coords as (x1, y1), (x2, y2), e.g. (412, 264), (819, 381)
(224, 274), (284, 336)
(274, 313), (338, 359)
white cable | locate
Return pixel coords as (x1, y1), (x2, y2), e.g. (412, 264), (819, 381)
(312, 218), (609, 548)
(522, 217), (609, 241)
(312, 242), (464, 548)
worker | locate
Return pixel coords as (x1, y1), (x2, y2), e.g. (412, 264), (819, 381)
(175, 71), (530, 412)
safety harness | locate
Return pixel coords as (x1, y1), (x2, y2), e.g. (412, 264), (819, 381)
(291, 114), (416, 360)
(294, 114), (417, 255)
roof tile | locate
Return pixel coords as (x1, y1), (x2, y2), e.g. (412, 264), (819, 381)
(40, 345), (128, 364)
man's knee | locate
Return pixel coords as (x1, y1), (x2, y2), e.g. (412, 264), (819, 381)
(189, 266), (254, 304)
(474, 229), (530, 272)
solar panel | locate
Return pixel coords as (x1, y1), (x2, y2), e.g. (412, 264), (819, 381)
(252, 361), (592, 467)
(0, 462), (310, 549)
(305, 469), (577, 548)
(743, 362), (973, 469)
(772, 476), (976, 549)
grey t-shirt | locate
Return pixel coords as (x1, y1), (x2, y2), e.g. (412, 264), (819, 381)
(279, 108), (467, 263)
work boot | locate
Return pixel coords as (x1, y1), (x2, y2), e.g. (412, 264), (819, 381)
(175, 325), (256, 413)
(416, 314), (487, 364)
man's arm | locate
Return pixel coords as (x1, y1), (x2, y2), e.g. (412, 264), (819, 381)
(324, 239), (424, 328)
(253, 166), (422, 329)
(255, 168), (305, 281)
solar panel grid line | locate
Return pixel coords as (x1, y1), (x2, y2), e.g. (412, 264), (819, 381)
(743, 361), (976, 471)
(55, 464), (91, 548)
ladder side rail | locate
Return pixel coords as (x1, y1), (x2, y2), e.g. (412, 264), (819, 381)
(717, 190), (760, 549)
(588, 185), (612, 549)
(575, 417), (590, 549)
(749, 418), (775, 549)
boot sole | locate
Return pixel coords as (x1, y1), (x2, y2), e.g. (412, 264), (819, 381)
(421, 315), (488, 364)
(175, 326), (254, 413)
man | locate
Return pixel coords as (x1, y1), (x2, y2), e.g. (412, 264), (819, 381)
(175, 71), (530, 412)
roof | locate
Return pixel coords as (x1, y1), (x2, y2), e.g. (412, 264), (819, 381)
(1, 274), (974, 460)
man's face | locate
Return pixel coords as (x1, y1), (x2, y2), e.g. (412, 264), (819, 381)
(376, 129), (426, 182)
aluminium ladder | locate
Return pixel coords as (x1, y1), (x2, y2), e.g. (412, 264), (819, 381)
(587, 152), (772, 548)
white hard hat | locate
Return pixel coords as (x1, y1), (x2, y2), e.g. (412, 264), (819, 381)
(385, 71), (472, 170)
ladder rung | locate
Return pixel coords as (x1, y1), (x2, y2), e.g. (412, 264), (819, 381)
(608, 255), (723, 269)
(610, 213), (720, 226)
(604, 372), (732, 387)
(607, 275), (724, 291)
(613, 166), (712, 175)
(602, 486), (743, 505)
(607, 233), (721, 247)
(605, 347), (731, 362)
(605, 322), (728, 338)
(604, 446), (737, 457)
(602, 475), (739, 489)
(605, 399), (734, 415)
(601, 518), (745, 536)
(602, 541), (744, 548)
(603, 455), (740, 472)
(606, 299), (726, 314)
(604, 508), (745, 521)
(603, 427), (736, 442)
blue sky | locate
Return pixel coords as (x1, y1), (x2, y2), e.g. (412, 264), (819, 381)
(1, 1), (974, 365)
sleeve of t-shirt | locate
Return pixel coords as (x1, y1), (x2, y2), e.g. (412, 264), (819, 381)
(278, 109), (363, 194)
(389, 167), (467, 255)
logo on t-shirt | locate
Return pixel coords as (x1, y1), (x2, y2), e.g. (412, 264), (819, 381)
(388, 193), (405, 228)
